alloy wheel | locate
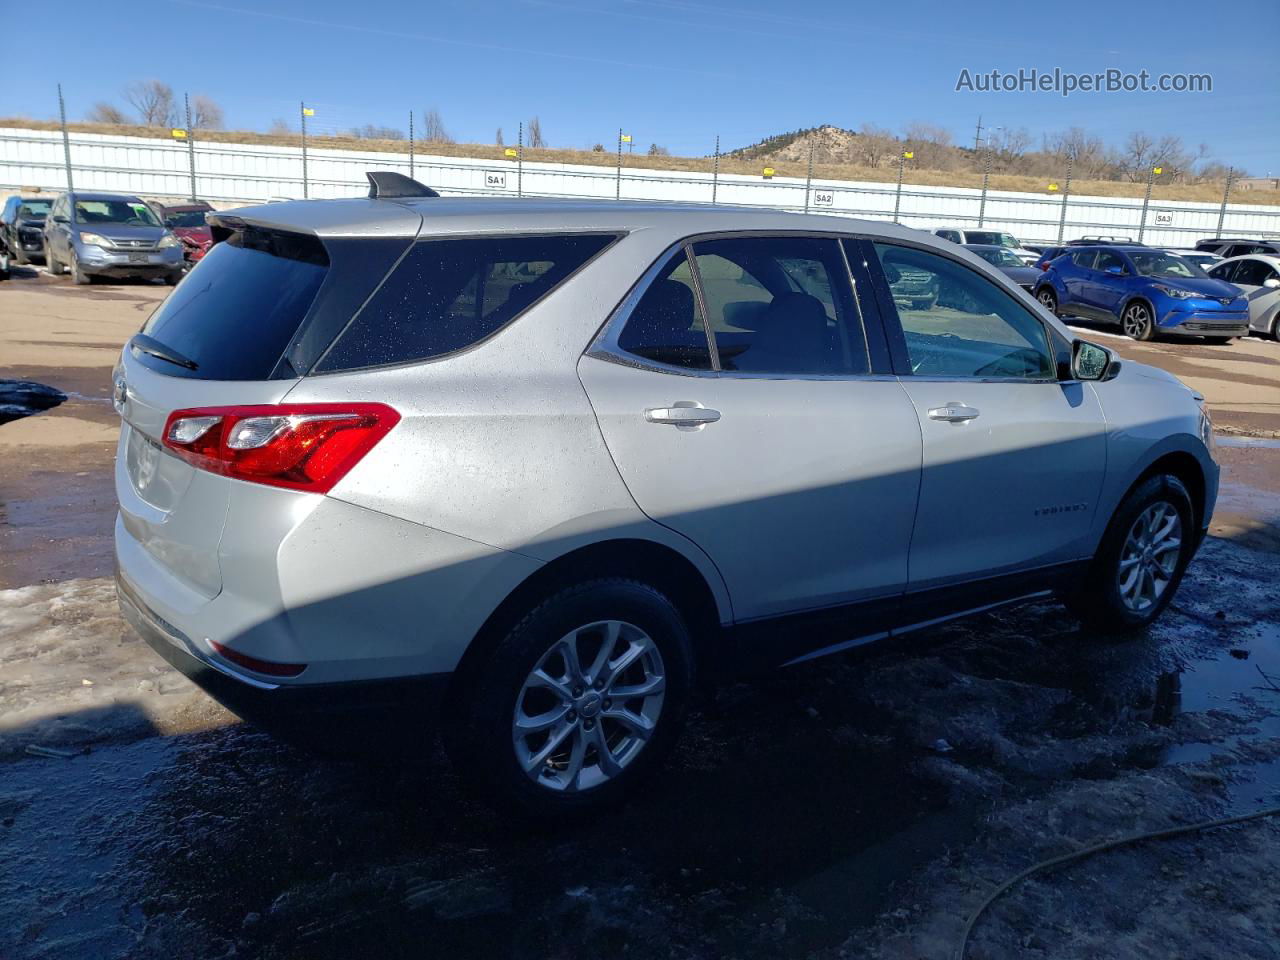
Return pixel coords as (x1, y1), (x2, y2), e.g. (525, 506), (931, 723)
(1122, 303), (1150, 339)
(1117, 501), (1182, 612)
(1037, 290), (1057, 313)
(513, 619), (666, 793)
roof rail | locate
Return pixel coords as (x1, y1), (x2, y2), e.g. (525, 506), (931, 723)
(366, 171), (440, 199)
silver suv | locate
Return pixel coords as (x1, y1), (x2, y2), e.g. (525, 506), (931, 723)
(114, 174), (1217, 814)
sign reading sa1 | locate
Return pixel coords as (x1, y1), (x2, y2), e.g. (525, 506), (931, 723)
(812, 189), (834, 207)
(485, 171), (508, 190)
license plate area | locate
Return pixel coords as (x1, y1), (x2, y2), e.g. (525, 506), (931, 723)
(128, 252), (150, 263)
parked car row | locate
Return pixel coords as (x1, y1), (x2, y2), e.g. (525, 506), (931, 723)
(0, 191), (214, 282)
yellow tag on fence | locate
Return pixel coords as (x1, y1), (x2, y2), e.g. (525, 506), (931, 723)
(171, 128), (187, 139)
(504, 148), (518, 158)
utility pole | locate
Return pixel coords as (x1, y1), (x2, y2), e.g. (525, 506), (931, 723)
(1138, 163), (1161, 242)
(973, 115), (983, 152)
(184, 93), (196, 200)
(57, 83), (74, 190)
(893, 150), (912, 224)
(408, 110), (415, 180)
(616, 127), (623, 200)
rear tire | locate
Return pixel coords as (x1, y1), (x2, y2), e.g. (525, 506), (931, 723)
(1121, 301), (1155, 341)
(446, 578), (693, 817)
(1064, 474), (1196, 635)
(1036, 287), (1058, 316)
(163, 271), (181, 287)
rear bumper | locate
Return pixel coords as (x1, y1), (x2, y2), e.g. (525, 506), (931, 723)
(117, 571), (450, 729)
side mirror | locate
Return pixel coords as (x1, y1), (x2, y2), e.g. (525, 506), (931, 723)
(53, 215), (69, 224)
(1264, 277), (1280, 290)
(1071, 339), (1118, 382)
(1104, 265), (1125, 276)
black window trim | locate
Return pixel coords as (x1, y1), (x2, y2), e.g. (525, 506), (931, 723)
(862, 235), (1068, 384)
(588, 229), (894, 381)
(310, 229), (627, 376)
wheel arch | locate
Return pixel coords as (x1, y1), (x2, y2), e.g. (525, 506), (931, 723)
(447, 537), (727, 706)
(1110, 447), (1209, 538)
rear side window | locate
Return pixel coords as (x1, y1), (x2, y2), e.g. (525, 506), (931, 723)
(616, 250), (712, 370)
(139, 227), (328, 380)
(317, 233), (617, 372)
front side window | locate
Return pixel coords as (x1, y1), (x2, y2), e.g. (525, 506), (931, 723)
(689, 236), (869, 375)
(974, 247), (1023, 268)
(873, 242), (1054, 380)
(319, 233), (617, 372)
(1231, 258), (1275, 286)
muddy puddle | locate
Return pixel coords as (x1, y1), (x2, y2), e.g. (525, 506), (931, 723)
(0, 380), (65, 425)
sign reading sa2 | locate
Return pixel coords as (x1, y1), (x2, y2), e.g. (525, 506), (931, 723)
(812, 189), (834, 207)
(484, 171), (508, 190)
(1154, 211), (1174, 226)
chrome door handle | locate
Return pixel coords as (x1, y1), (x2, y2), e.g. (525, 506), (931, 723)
(928, 402), (980, 423)
(644, 403), (721, 427)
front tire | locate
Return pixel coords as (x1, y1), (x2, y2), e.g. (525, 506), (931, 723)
(1065, 474), (1195, 634)
(447, 578), (694, 816)
(69, 251), (90, 285)
(1121, 301), (1155, 340)
(47, 249), (64, 275)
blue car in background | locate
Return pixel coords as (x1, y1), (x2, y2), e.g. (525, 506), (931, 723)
(1033, 244), (1249, 343)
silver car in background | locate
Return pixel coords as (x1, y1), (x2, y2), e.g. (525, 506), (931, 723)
(44, 191), (185, 285)
(114, 174), (1218, 814)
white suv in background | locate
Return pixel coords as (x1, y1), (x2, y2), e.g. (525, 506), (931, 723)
(932, 227), (1039, 265)
(114, 173), (1218, 814)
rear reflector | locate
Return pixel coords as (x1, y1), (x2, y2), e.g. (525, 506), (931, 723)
(210, 640), (307, 678)
(162, 402), (399, 493)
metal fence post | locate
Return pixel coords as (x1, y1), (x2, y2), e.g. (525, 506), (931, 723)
(408, 110), (414, 180)
(1137, 164), (1158, 242)
(1216, 168), (1235, 238)
(893, 151), (910, 224)
(711, 135), (719, 205)
(1056, 150), (1074, 243)
(517, 121), (524, 198)
(184, 93), (197, 200)
(803, 142), (814, 213)
(300, 101), (309, 199)
(615, 128), (623, 200)
(57, 83), (74, 190)
(978, 142), (993, 226)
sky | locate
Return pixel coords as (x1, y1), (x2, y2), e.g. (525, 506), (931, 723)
(5, 0), (1277, 175)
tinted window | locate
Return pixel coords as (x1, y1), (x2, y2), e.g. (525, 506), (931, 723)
(873, 242), (1054, 380)
(1093, 250), (1127, 274)
(139, 227), (328, 380)
(1129, 250), (1204, 278)
(1208, 261), (1238, 282)
(1232, 259), (1275, 286)
(690, 236), (868, 375)
(166, 210), (209, 228)
(74, 198), (160, 226)
(965, 231), (1017, 247)
(617, 250), (712, 370)
(1071, 250), (1097, 269)
(319, 234), (616, 372)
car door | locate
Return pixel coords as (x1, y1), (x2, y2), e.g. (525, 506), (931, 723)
(47, 196), (70, 261)
(579, 234), (922, 630)
(1061, 250), (1096, 312)
(1086, 249), (1131, 316)
(866, 239), (1107, 594)
(1223, 258), (1280, 333)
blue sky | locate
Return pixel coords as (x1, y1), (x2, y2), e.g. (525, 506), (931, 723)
(7, 0), (1277, 174)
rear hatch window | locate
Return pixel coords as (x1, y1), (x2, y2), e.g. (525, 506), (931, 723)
(136, 227), (328, 380)
(316, 233), (618, 372)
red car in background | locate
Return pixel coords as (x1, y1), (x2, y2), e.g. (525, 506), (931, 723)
(157, 201), (214, 266)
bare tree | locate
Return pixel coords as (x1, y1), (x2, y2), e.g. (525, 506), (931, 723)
(1119, 131), (1156, 181)
(647, 143), (670, 156)
(190, 94), (224, 131)
(87, 102), (128, 125)
(422, 108), (452, 144)
(855, 123), (896, 168)
(350, 124), (405, 140)
(125, 80), (176, 127)
(527, 116), (545, 148)
(902, 123), (954, 170)
(268, 118), (291, 135)
(495, 127), (504, 146)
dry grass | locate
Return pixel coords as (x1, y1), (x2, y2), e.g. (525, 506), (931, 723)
(4, 116), (1278, 208)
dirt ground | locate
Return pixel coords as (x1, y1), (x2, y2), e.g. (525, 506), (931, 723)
(2, 266), (1280, 959)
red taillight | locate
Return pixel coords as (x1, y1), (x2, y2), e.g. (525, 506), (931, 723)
(209, 640), (306, 678)
(162, 403), (399, 493)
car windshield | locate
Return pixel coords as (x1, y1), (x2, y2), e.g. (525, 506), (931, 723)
(967, 231), (1018, 248)
(166, 210), (210, 228)
(975, 248), (1023, 267)
(74, 199), (160, 227)
(18, 200), (52, 220)
(1129, 251), (1207, 279)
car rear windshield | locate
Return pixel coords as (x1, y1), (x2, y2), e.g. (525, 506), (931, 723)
(165, 210), (210, 228)
(966, 231), (1018, 247)
(137, 227), (328, 380)
(19, 200), (51, 219)
(316, 233), (618, 372)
